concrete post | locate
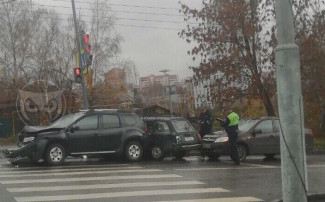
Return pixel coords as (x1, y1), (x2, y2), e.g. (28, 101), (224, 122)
(274, 0), (308, 201)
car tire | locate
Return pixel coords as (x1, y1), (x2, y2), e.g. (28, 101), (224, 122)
(125, 141), (143, 162)
(45, 143), (66, 166)
(174, 151), (187, 159)
(151, 145), (164, 160)
(237, 144), (248, 161)
(264, 154), (276, 158)
(207, 153), (220, 160)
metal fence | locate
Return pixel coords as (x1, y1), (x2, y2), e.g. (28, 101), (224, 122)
(0, 118), (12, 138)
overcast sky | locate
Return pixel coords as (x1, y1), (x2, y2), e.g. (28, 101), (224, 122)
(38, 0), (203, 80)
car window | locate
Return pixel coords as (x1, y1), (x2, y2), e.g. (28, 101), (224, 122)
(254, 120), (273, 133)
(172, 119), (196, 133)
(238, 119), (259, 133)
(103, 115), (121, 129)
(121, 114), (137, 126)
(50, 112), (85, 128)
(273, 120), (280, 132)
(154, 121), (170, 134)
(75, 115), (98, 130)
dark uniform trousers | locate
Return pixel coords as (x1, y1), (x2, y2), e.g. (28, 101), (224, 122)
(228, 131), (239, 163)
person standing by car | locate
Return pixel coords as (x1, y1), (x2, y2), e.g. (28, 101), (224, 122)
(217, 106), (240, 165)
(198, 108), (212, 139)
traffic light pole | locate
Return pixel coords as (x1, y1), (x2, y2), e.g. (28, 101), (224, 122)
(71, 0), (89, 109)
(274, 0), (308, 201)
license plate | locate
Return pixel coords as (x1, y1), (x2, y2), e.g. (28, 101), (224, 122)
(202, 144), (212, 148)
(185, 137), (194, 141)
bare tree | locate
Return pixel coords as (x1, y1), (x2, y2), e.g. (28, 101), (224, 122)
(89, 0), (123, 84)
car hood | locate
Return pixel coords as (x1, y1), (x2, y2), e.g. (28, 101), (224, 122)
(22, 125), (65, 135)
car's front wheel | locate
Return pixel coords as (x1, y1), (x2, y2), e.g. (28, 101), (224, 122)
(237, 144), (248, 161)
(45, 143), (66, 166)
(125, 141), (143, 162)
(151, 145), (164, 160)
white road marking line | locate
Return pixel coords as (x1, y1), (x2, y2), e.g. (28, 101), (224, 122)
(0, 168), (161, 178)
(8, 181), (204, 193)
(0, 174), (181, 184)
(156, 197), (263, 202)
(174, 166), (277, 171)
(157, 197), (263, 202)
(241, 163), (277, 168)
(0, 166), (143, 174)
(14, 188), (229, 202)
(0, 163), (131, 170)
(308, 165), (325, 168)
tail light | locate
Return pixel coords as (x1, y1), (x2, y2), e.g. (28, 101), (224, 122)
(310, 130), (314, 138)
(197, 133), (202, 141)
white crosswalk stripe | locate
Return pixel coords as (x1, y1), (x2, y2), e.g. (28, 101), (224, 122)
(0, 163), (264, 202)
(0, 168), (162, 177)
(156, 197), (263, 202)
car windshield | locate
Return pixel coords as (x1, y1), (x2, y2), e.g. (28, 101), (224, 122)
(238, 119), (259, 133)
(172, 119), (196, 133)
(49, 112), (85, 128)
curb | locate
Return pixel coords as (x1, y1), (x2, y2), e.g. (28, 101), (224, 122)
(272, 193), (325, 202)
(310, 150), (325, 155)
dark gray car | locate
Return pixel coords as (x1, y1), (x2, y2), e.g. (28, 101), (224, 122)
(4, 109), (146, 165)
(201, 117), (315, 161)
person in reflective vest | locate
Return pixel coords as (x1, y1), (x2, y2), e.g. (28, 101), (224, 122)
(217, 106), (240, 165)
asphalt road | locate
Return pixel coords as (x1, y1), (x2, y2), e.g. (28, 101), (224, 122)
(0, 152), (324, 202)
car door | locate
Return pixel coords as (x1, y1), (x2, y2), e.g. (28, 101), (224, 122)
(272, 119), (281, 153)
(152, 121), (174, 153)
(249, 120), (278, 154)
(69, 115), (99, 154)
(95, 114), (124, 152)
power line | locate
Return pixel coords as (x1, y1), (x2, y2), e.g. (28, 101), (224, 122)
(0, 8), (182, 30)
(0, 7), (199, 25)
(31, 3), (185, 17)
(50, 0), (180, 11)
(1, 0), (15, 4)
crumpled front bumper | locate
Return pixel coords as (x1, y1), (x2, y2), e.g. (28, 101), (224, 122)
(3, 141), (42, 163)
(201, 141), (229, 154)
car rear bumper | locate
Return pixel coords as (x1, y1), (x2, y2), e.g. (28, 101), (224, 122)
(174, 143), (202, 152)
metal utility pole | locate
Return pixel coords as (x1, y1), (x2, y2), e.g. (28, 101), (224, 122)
(160, 69), (173, 116)
(71, 0), (89, 109)
(274, 0), (308, 201)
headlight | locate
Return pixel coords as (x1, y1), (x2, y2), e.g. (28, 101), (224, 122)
(23, 137), (35, 143)
(214, 137), (229, 143)
(176, 135), (181, 144)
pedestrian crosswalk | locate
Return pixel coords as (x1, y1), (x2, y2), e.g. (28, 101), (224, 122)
(0, 163), (264, 202)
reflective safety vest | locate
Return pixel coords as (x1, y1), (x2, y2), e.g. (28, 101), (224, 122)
(227, 112), (239, 126)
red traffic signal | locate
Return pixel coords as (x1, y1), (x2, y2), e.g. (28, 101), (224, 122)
(84, 34), (89, 44)
(74, 67), (82, 83)
(74, 67), (81, 75)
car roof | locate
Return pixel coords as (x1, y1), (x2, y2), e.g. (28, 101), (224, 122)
(241, 117), (278, 121)
(142, 116), (186, 121)
(78, 109), (134, 114)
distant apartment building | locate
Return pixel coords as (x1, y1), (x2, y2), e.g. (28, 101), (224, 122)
(139, 74), (179, 88)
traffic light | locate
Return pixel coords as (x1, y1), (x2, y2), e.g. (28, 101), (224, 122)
(80, 30), (92, 70)
(74, 67), (82, 83)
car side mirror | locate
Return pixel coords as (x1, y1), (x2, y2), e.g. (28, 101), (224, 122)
(70, 125), (80, 133)
(252, 129), (262, 137)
